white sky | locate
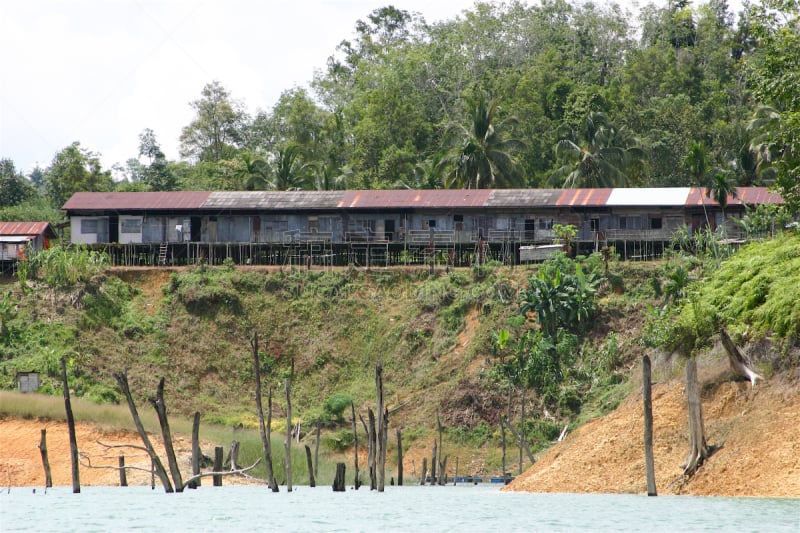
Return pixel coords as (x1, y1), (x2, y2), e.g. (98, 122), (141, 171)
(0, 1), (741, 176)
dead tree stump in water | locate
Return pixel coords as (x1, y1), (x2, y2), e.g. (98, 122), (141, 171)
(38, 428), (52, 488)
(150, 377), (183, 491)
(61, 357), (80, 493)
(429, 440), (437, 486)
(251, 332), (279, 491)
(118, 456), (128, 487)
(189, 412), (201, 489)
(351, 402), (360, 489)
(396, 428), (403, 486)
(305, 445), (316, 487)
(228, 440), (241, 470)
(333, 462), (346, 492)
(643, 355), (657, 496)
(684, 358), (710, 476)
(213, 446), (223, 486)
(420, 457), (427, 486)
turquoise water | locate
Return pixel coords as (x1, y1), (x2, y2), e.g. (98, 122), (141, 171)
(1, 485), (797, 532)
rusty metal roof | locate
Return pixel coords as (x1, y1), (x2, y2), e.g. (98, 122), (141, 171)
(486, 189), (563, 207)
(204, 191), (344, 210)
(60, 187), (784, 213)
(686, 187), (783, 206)
(0, 221), (56, 238)
(556, 188), (613, 207)
(62, 192), (211, 211)
(340, 189), (492, 209)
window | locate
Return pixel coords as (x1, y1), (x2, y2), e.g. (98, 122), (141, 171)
(650, 218), (662, 230)
(619, 216), (642, 230)
(453, 214), (463, 222)
(428, 219), (437, 228)
(120, 218), (142, 234)
(81, 219), (98, 234)
(590, 218), (600, 231)
(538, 218), (553, 230)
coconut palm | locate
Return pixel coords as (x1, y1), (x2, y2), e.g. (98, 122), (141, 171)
(551, 112), (646, 188)
(439, 92), (525, 189)
(232, 152), (270, 190)
(270, 144), (312, 191)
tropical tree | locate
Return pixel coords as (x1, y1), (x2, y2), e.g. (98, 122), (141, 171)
(180, 81), (246, 162)
(45, 142), (113, 207)
(439, 91), (525, 189)
(231, 152), (270, 191)
(0, 159), (36, 207)
(551, 112), (645, 188)
(138, 129), (176, 191)
(270, 144), (311, 191)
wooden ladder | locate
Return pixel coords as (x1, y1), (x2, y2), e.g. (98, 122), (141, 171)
(158, 242), (168, 265)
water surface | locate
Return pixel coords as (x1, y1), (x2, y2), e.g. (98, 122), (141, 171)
(2, 485), (797, 532)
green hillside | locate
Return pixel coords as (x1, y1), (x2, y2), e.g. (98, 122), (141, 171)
(2, 234), (798, 478)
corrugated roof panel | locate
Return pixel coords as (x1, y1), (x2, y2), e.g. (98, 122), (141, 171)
(557, 188), (613, 206)
(0, 221), (55, 237)
(203, 191), (344, 210)
(340, 189), (491, 209)
(487, 189), (564, 207)
(687, 187), (783, 206)
(607, 188), (690, 206)
(62, 192), (211, 210)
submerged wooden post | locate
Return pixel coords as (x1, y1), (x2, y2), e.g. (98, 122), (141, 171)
(305, 445), (316, 488)
(251, 332), (278, 491)
(38, 429), (52, 488)
(213, 446), (223, 486)
(429, 440), (437, 486)
(61, 357), (80, 493)
(396, 428), (403, 486)
(375, 364), (386, 492)
(420, 457), (427, 485)
(333, 462), (346, 492)
(285, 359), (294, 492)
(351, 402), (360, 489)
(643, 355), (657, 496)
(189, 412), (201, 489)
(118, 456), (128, 487)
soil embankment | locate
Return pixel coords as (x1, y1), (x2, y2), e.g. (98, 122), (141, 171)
(505, 360), (800, 497)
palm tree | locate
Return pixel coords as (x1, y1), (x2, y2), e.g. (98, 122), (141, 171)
(394, 154), (445, 189)
(551, 112), (645, 188)
(706, 169), (738, 235)
(270, 144), (312, 191)
(232, 152), (270, 190)
(439, 92), (525, 189)
(746, 105), (783, 184)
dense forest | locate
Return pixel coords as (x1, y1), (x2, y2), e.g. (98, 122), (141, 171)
(2, 0), (798, 225)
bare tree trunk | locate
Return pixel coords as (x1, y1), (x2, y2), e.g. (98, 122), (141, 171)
(333, 463), (346, 492)
(429, 440), (437, 486)
(366, 409), (376, 490)
(285, 359), (294, 492)
(351, 402), (360, 489)
(38, 428), (52, 488)
(251, 332), (278, 491)
(228, 440), (241, 470)
(305, 445), (316, 487)
(396, 428), (403, 486)
(375, 364), (386, 492)
(189, 412), (201, 489)
(213, 446), (223, 486)
(684, 358), (710, 476)
(118, 456), (127, 487)
(420, 457), (427, 486)
(519, 388), (525, 475)
(314, 420), (321, 479)
(439, 456), (448, 485)
(114, 370), (173, 492)
(500, 416), (535, 467)
(720, 328), (764, 386)
(61, 357), (80, 493)
(150, 377), (183, 491)
(501, 423), (507, 483)
(436, 411), (443, 485)
(643, 355), (657, 496)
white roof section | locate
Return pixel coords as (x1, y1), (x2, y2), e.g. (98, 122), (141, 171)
(607, 188), (690, 206)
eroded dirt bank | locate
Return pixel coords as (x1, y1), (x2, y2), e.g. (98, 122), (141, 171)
(505, 363), (800, 497)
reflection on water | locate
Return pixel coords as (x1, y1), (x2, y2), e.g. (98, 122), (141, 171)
(1, 485), (798, 532)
